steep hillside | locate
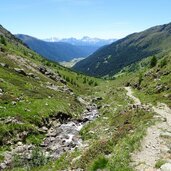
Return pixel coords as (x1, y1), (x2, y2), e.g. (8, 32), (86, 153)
(73, 22), (171, 77)
(16, 34), (100, 62)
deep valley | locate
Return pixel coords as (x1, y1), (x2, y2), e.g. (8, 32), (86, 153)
(0, 21), (171, 171)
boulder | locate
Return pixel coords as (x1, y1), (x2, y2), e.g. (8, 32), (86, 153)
(0, 78), (4, 82)
(17, 141), (23, 146)
(47, 128), (60, 137)
(27, 72), (35, 78)
(45, 71), (52, 76)
(14, 68), (27, 76)
(0, 63), (8, 68)
(55, 112), (71, 124)
(0, 163), (6, 169)
(38, 66), (47, 74)
(0, 88), (3, 95)
(161, 163), (171, 171)
(11, 101), (17, 105)
(42, 126), (48, 132)
(60, 78), (67, 84)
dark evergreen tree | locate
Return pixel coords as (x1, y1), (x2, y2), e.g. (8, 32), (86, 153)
(150, 56), (157, 68)
(0, 35), (6, 45)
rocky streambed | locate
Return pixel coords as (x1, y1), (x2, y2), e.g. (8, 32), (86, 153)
(0, 100), (99, 169)
(41, 103), (99, 159)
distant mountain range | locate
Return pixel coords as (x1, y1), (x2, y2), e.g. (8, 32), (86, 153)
(15, 35), (116, 62)
(73, 22), (171, 77)
(44, 36), (116, 47)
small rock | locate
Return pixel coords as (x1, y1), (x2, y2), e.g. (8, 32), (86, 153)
(50, 137), (55, 142)
(17, 141), (23, 146)
(11, 101), (17, 105)
(47, 128), (59, 137)
(35, 76), (40, 80)
(0, 78), (4, 82)
(24, 108), (31, 112)
(27, 73), (35, 78)
(0, 163), (6, 169)
(0, 63), (8, 68)
(42, 126), (48, 131)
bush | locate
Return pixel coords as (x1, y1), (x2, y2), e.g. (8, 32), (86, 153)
(29, 147), (47, 167)
(88, 80), (94, 86)
(159, 58), (167, 68)
(89, 155), (108, 171)
(150, 56), (157, 68)
(12, 147), (48, 169)
(138, 72), (143, 85)
(78, 139), (112, 169)
(0, 35), (7, 46)
(83, 77), (87, 84)
(94, 82), (98, 86)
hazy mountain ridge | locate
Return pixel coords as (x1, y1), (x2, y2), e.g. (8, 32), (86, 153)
(44, 36), (116, 46)
(15, 34), (101, 62)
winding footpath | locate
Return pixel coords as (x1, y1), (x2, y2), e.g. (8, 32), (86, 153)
(125, 87), (171, 171)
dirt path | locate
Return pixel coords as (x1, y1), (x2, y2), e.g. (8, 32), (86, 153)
(125, 87), (171, 171)
(125, 87), (141, 105)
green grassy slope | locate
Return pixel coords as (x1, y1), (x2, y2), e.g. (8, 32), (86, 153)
(0, 25), (101, 148)
(122, 51), (171, 108)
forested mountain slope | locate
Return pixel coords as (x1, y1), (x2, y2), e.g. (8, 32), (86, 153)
(73, 22), (171, 77)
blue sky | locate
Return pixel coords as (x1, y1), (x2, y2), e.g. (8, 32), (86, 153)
(0, 0), (171, 39)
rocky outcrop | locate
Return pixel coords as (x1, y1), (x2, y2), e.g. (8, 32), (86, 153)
(46, 83), (73, 94)
(14, 68), (39, 80)
(14, 68), (27, 76)
(38, 66), (66, 84)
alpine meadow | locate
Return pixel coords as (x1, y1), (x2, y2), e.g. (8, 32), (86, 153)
(0, 0), (171, 171)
